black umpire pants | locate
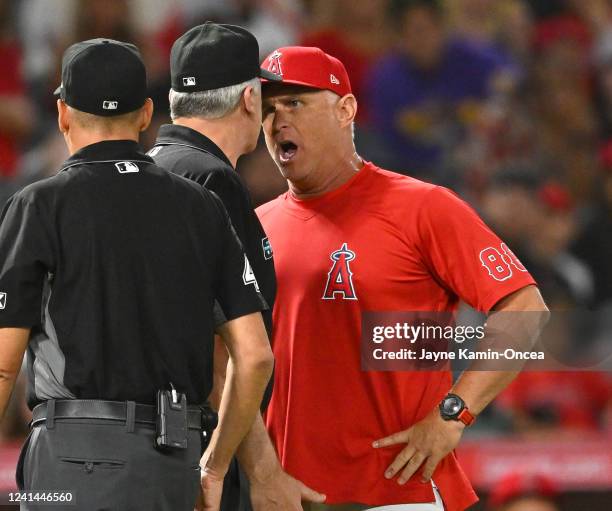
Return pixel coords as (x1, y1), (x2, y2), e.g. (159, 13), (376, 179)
(16, 418), (202, 510)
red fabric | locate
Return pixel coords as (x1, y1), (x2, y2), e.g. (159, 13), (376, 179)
(533, 15), (592, 53)
(0, 42), (25, 177)
(538, 182), (573, 212)
(497, 372), (612, 430)
(257, 162), (535, 510)
(301, 30), (375, 121)
(261, 45), (352, 97)
(488, 472), (557, 507)
(599, 139), (612, 172)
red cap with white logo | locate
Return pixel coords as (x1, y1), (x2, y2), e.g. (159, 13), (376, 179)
(261, 46), (352, 97)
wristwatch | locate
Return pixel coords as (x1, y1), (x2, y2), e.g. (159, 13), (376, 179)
(439, 394), (475, 426)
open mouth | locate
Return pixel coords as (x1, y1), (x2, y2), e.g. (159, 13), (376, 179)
(278, 141), (298, 163)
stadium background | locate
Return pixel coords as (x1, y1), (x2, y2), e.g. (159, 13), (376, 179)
(0, 0), (611, 509)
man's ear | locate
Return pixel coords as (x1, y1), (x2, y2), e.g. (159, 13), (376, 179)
(57, 99), (69, 134)
(139, 98), (154, 132)
(336, 94), (358, 129)
(243, 85), (259, 115)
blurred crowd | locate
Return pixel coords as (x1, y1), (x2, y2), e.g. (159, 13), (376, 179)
(1, 0), (612, 507)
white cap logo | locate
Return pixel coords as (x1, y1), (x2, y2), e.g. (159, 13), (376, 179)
(267, 50), (283, 77)
(183, 77), (196, 86)
(103, 100), (118, 110)
(330, 74), (340, 85)
(0, 292), (6, 309)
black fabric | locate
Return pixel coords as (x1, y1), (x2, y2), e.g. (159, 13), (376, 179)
(30, 400), (205, 430)
(0, 140), (265, 408)
(54, 39), (147, 116)
(151, 125), (276, 338)
(18, 420), (202, 510)
(170, 22), (280, 92)
(151, 126), (275, 511)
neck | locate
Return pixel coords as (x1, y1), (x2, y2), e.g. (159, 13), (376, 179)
(174, 116), (246, 168)
(66, 131), (139, 155)
(289, 148), (364, 200)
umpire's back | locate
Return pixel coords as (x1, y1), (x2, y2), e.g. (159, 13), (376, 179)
(6, 141), (250, 407)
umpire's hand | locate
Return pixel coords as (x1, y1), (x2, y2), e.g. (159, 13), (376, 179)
(195, 466), (225, 511)
(372, 409), (465, 484)
(250, 465), (326, 510)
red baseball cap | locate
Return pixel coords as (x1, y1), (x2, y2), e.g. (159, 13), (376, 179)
(261, 46), (352, 97)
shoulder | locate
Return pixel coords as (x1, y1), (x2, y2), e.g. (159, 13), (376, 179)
(365, 165), (474, 221)
(9, 172), (71, 207)
(255, 194), (285, 220)
(154, 144), (230, 178)
(164, 170), (221, 204)
(368, 163), (438, 199)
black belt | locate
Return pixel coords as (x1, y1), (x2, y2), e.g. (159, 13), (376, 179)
(31, 399), (205, 430)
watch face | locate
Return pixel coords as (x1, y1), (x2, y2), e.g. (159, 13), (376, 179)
(441, 396), (463, 417)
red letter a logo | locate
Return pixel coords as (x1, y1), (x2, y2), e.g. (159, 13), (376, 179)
(322, 243), (358, 300)
(267, 50), (283, 77)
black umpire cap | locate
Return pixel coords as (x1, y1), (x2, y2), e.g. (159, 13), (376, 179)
(170, 22), (281, 93)
(54, 38), (147, 117)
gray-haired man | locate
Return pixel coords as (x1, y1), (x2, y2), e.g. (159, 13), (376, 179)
(149, 23), (325, 511)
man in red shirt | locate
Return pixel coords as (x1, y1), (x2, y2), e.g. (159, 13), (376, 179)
(257, 46), (549, 511)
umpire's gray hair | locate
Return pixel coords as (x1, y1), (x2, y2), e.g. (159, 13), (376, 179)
(169, 78), (261, 120)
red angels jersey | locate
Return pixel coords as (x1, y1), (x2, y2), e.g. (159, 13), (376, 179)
(256, 162), (535, 510)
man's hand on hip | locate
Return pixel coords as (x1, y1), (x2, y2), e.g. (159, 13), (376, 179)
(373, 409), (465, 484)
(250, 464), (326, 511)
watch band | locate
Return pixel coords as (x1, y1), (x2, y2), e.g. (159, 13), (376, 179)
(457, 407), (476, 426)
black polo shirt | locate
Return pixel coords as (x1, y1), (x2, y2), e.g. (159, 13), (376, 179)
(0, 140), (265, 408)
(150, 125), (276, 336)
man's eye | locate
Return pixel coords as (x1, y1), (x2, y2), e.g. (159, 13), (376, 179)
(289, 99), (301, 107)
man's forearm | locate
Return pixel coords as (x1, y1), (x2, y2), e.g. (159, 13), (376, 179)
(204, 339), (273, 474)
(209, 334), (281, 483)
(236, 413), (281, 483)
(451, 286), (549, 415)
(209, 335), (229, 412)
(0, 372), (18, 423)
(0, 328), (30, 423)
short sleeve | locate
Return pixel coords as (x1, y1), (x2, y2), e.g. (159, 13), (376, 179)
(417, 186), (536, 312)
(212, 196), (267, 322)
(0, 193), (54, 327)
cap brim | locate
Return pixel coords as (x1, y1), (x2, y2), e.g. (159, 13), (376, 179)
(260, 78), (322, 91)
(260, 68), (282, 82)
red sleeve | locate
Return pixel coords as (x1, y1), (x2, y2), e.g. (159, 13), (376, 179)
(416, 186), (536, 312)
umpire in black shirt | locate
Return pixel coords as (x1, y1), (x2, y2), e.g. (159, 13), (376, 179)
(150, 23), (325, 511)
(0, 38), (273, 511)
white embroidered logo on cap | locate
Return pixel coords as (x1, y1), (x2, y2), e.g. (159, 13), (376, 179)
(115, 161), (140, 174)
(0, 292), (6, 309)
(103, 100), (118, 110)
(268, 50), (283, 77)
(183, 77), (196, 86)
(330, 74), (340, 85)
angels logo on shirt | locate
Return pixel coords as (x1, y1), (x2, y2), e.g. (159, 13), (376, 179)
(322, 243), (357, 300)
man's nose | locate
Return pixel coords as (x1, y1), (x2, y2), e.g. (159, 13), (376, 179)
(270, 106), (290, 133)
